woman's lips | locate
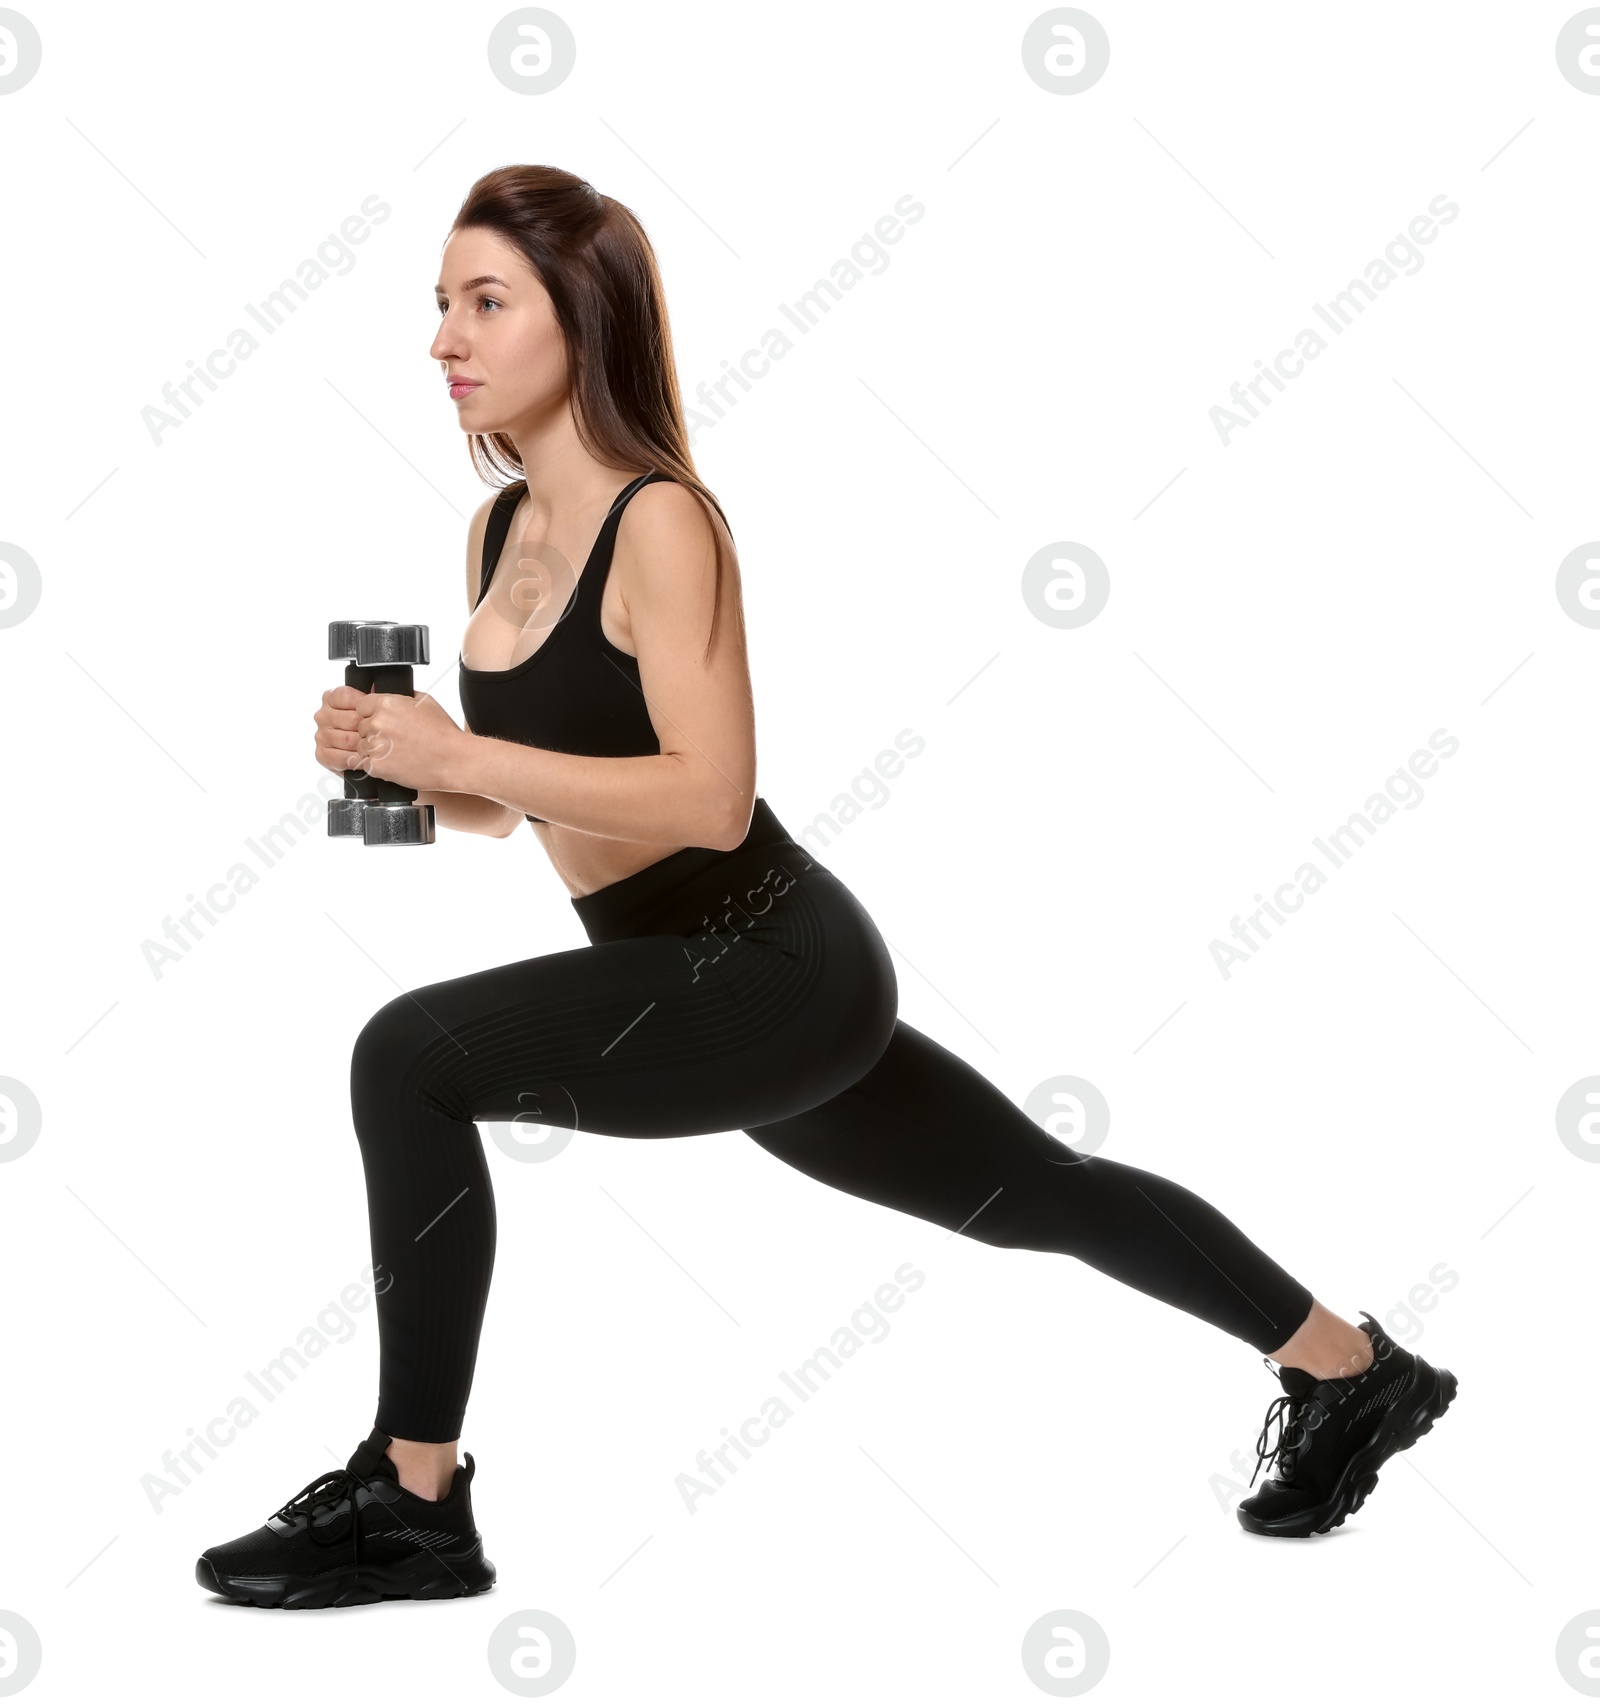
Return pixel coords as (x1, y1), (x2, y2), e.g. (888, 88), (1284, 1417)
(449, 380), (482, 400)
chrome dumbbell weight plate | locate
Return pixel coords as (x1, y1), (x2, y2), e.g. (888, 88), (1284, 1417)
(360, 801), (437, 846)
(355, 622), (429, 666)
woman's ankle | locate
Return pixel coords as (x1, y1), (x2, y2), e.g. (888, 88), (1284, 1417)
(383, 1435), (460, 1501)
(1266, 1301), (1374, 1380)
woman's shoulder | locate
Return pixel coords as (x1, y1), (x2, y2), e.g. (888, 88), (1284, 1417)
(612, 477), (738, 629)
(620, 474), (730, 551)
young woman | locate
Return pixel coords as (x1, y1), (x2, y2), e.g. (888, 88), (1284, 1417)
(196, 165), (1457, 1609)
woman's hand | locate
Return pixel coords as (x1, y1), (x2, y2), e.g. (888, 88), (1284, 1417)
(313, 684), (471, 792)
(314, 685), (364, 775)
(352, 690), (471, 791)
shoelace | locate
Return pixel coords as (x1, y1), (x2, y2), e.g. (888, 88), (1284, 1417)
(1249, 1392), (1302, 1488)
(272, 1466), (388, 1561)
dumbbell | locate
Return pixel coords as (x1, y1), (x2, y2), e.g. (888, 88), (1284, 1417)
(326, 620), (437, 847)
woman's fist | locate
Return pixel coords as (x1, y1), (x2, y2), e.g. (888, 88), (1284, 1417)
(313, 685), (365, 775)
(315, 687), (469, 792)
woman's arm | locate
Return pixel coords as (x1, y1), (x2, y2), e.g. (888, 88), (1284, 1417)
(455, 481), (755, 849)
(415, 787), (523, 837)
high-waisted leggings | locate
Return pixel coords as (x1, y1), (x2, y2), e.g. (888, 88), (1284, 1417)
(351, 798), (1315, 1442)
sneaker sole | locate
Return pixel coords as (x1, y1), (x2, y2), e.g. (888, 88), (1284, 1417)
(195, 1539), (496, 1609)
(1236, 1359), (1459, 1540)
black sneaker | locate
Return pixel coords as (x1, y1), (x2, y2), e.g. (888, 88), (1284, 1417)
(195, 1427), (496, 1608)
(1236, 1312), (1458, 1539)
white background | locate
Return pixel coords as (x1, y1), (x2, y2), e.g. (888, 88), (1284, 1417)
(1, 2), (1596, 1701)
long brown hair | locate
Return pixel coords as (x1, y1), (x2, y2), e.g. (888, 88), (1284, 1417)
(447, 164), (732, 659)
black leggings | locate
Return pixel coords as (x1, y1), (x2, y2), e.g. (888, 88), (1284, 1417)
(351, 799), (1315, 1441)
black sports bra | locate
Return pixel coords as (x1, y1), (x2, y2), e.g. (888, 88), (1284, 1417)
(458, 471), (670, 825)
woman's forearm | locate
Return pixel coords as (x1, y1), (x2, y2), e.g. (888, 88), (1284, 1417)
(414, 786), (524, 837)
(449, 731), (743, 850)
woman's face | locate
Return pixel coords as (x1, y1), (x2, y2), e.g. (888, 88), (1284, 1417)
(432, 226), (568, 433)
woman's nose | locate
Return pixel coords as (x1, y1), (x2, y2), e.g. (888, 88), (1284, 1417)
(430, 318), (467, 361)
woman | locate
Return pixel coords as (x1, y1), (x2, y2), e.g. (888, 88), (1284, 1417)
(196, 166), (1457, 1609)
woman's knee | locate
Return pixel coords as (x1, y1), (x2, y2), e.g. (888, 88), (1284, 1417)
(350, 991), (463, 1120)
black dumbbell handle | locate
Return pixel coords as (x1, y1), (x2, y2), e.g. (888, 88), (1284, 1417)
(343, 661), (420, 806)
